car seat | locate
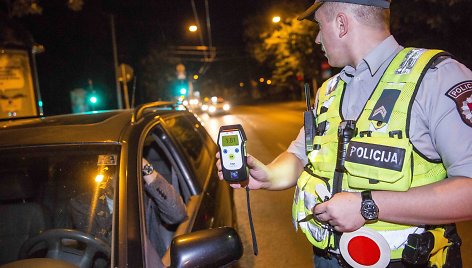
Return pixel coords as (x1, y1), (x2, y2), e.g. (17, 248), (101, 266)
(0, 169), (50, 265)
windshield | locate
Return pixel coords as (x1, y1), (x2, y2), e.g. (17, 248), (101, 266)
(0, 144), (120, 266)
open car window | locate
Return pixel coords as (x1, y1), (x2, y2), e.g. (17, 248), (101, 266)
(0, 145), (120, 267)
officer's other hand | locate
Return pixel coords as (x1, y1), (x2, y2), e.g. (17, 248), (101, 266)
(312, 192), (365, 232)
(215, 152), (269, 190)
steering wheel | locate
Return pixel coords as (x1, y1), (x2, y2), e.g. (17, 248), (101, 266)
(19, 229), (110, 268)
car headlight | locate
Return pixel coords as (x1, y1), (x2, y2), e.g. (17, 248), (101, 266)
(209, 106), (216, 113)
(223, 104), (230, 111)
(201, 104), (208, 111)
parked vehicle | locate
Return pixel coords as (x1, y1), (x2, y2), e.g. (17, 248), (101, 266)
(0, 102), (241, 268)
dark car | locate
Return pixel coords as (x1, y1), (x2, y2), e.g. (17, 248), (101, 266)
(0, 102), (242, 268)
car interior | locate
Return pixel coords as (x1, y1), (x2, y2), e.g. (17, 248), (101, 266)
(142, 130), (192, 254)
(0, 148), (117, 267)
(0, 168), (50, 264)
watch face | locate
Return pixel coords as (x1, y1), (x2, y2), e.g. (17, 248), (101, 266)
(361, 199), (379, 221)
(142, 163), (154, 176)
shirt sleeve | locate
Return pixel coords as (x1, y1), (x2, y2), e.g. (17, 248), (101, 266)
(144, 173), (187, 224)
(287, 89), (321, 166)
(287, 126), (308, 166)
(414, 57), (472, 178)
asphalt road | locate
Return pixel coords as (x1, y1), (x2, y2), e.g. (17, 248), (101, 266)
(198, 101), (472, 267)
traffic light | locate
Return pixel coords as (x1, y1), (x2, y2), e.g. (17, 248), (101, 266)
(87, 91), (100, 111)
(180, 87), (187, 95)
(89, 95), (98, 104)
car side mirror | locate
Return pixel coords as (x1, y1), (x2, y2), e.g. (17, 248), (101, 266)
(169, 227), (243, 268)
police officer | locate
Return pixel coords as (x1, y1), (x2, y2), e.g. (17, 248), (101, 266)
(216, 0), (472, 267)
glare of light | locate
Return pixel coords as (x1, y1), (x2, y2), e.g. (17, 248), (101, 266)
(38, 100), (43, 107)
(189, 25), (198, 32)
(189, 99), (199, 105)
(177, 105), (186, 110)
(239, 82), (244, 87)
(223, 104), (231, 111)
(259, 77), (265, 83)
(272, 16), (281, 23)
(211, 96), (217, 103)
(183, 100), (189, 106)
(180, 88), (187, 95)
(95, 174), (104, 183)
(209, 106), (216, 113)
(267, 80), (272, 85)
(90, 96), (97, 103)
(193, 74), (199, 80)
(201, 104), (208, 111)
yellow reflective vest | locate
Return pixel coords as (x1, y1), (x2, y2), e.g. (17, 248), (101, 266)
(292, 48), (449, 259)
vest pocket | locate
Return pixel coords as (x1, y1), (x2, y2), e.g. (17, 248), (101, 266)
(344, 136), (413, 191)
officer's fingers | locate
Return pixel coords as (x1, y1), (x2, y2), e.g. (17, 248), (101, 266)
(246, 154), (253, 165)
(312, 202), (326, 215)
(216, 158), (222, 170)
(246, 154), (259, 168)
(217, 170), (224, 181)
(216, 151), (220, 159)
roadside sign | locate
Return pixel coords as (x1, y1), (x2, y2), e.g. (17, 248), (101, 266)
(0, 49), (38, 119)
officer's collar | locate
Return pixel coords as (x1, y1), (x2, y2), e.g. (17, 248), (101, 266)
(362, 35), (402, 76)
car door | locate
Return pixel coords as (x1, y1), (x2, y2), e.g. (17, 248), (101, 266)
(161, 113), (235, 230)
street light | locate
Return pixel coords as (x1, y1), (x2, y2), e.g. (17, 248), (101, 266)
(189, 25), (198, 32)
(272, 16), (281, 23)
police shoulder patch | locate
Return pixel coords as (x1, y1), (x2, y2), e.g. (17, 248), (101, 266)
(445, 80), (472, 128)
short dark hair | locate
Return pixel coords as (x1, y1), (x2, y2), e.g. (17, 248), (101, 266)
(322, 2), (390, 30)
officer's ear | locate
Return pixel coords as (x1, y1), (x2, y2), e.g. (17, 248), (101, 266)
(336, 12), (349, 38)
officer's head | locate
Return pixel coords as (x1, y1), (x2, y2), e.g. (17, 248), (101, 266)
(299, 0), (391, 68)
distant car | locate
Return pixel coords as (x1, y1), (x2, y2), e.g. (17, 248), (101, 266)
(201, 96), (231, 116)
(0, 102), (242, 268)
(182, 98), (203, 114)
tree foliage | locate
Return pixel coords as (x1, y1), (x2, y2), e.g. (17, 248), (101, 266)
(244, 0), (472, 93)
(3, 0), (84, 17)
(139, 47), (180, 101)
(244, 1), (323, 92)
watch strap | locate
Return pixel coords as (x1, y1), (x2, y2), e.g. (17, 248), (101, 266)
(361, 190), (372, 201)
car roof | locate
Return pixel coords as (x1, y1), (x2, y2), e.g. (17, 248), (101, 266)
(0, 103), (184, 147)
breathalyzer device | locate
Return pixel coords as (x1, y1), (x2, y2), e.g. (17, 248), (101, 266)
(217, 124), (258, 256)
(217, 124), (248, 183)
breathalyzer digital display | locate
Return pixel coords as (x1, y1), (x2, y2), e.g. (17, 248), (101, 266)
(217, 124), (248, 183)
(222, 135), (239, 146)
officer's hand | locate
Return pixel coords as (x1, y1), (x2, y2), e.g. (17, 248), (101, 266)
(216, 152), (269, 190)
(312, 192), (365, 232)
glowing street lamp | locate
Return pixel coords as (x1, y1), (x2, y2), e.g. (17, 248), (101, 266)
(189, 25), (198, 32)
(272, 16), (281, 23)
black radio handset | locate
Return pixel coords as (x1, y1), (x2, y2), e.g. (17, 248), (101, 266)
(304, 83), (317, 155)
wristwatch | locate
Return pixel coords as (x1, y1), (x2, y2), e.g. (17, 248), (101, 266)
(142, 163), (154, 176)
(360, 191), (379, 221)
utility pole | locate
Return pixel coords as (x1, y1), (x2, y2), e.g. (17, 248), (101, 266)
(110, 14), (123, 109)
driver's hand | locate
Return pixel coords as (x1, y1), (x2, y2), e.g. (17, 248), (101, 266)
(142, 157), (157, 185)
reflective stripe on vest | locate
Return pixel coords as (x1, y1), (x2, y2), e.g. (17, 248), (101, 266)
(292, 48), (448, 259)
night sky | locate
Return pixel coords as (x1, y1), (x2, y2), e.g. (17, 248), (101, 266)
(4, 0), (289, 114)
(3, 0), (470, 115)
